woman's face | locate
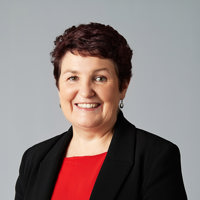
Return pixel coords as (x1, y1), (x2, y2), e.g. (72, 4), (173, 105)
(58, 51), (128, 132)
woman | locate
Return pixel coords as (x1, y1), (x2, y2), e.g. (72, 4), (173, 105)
(15, 23), (187, 200)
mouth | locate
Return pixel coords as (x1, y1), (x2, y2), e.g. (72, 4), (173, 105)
(75, 103), (101, 109)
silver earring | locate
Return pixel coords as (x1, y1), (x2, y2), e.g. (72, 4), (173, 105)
(119, 100), (124, 109)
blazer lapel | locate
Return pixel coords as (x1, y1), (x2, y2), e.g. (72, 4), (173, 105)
(31, 128), (73, 200)
(90, 111), (136, 200)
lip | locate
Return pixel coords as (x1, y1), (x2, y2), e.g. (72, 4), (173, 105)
(74, 102), (101, 110)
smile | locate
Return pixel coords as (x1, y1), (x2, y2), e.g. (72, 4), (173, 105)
(76, 103), (100, 108)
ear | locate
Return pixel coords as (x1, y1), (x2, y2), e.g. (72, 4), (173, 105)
(120, 80), (130, 99)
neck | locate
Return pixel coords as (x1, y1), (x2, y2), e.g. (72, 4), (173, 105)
(66, 126), (114, 157)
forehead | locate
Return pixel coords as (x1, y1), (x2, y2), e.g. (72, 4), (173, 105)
(60, 52), (116, 74)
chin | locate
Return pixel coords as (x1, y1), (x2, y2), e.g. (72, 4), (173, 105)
(75, 119), (102, 129)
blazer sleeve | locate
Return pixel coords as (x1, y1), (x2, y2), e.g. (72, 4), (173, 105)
(142, 143), (187, 200)
(15, 149), (31, 200)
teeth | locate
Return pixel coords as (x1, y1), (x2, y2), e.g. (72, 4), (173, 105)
(77, 103), (99, 108)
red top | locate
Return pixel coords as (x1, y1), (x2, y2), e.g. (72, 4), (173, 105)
(51, 152), (107, 200)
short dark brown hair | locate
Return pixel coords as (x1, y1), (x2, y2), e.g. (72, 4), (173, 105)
(51, 22), (133, 91)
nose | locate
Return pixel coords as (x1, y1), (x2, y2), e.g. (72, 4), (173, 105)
(79, 79), (95, 98)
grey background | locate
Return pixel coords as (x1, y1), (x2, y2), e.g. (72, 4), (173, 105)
(1, 0), (199, 199)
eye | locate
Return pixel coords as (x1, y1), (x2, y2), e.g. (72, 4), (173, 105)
(95, 76), (107, 82)
(67, 76), (79, 81)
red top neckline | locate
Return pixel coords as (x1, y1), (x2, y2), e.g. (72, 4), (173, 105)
(51, 151), (107, 200)
(65, 152), (107, 159)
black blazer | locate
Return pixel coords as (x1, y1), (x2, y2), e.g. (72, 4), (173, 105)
(15, 112), (187, 200)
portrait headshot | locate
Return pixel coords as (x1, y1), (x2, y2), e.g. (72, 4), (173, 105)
(1, 0), (200, 199)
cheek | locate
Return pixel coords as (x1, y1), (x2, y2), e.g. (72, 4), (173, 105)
(100, 86), (121, 105)
(59, 86), (76, 103)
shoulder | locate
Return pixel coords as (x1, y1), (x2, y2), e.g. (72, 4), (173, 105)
(116, 112), (181, 169)
(21, 130), (70, 166)
(119, 112), (181, 163)
(25, 132), (65, 154)
(135, 128), (179, 154)
(117, 111), (180, 157)
(136, 129), (181, 170)
(132, 127), (182, 180)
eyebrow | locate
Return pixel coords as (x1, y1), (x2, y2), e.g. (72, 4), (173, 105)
(94, 68), (111, 73)
(62, 70), (78, 74)
(62, 68), (111, 75)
